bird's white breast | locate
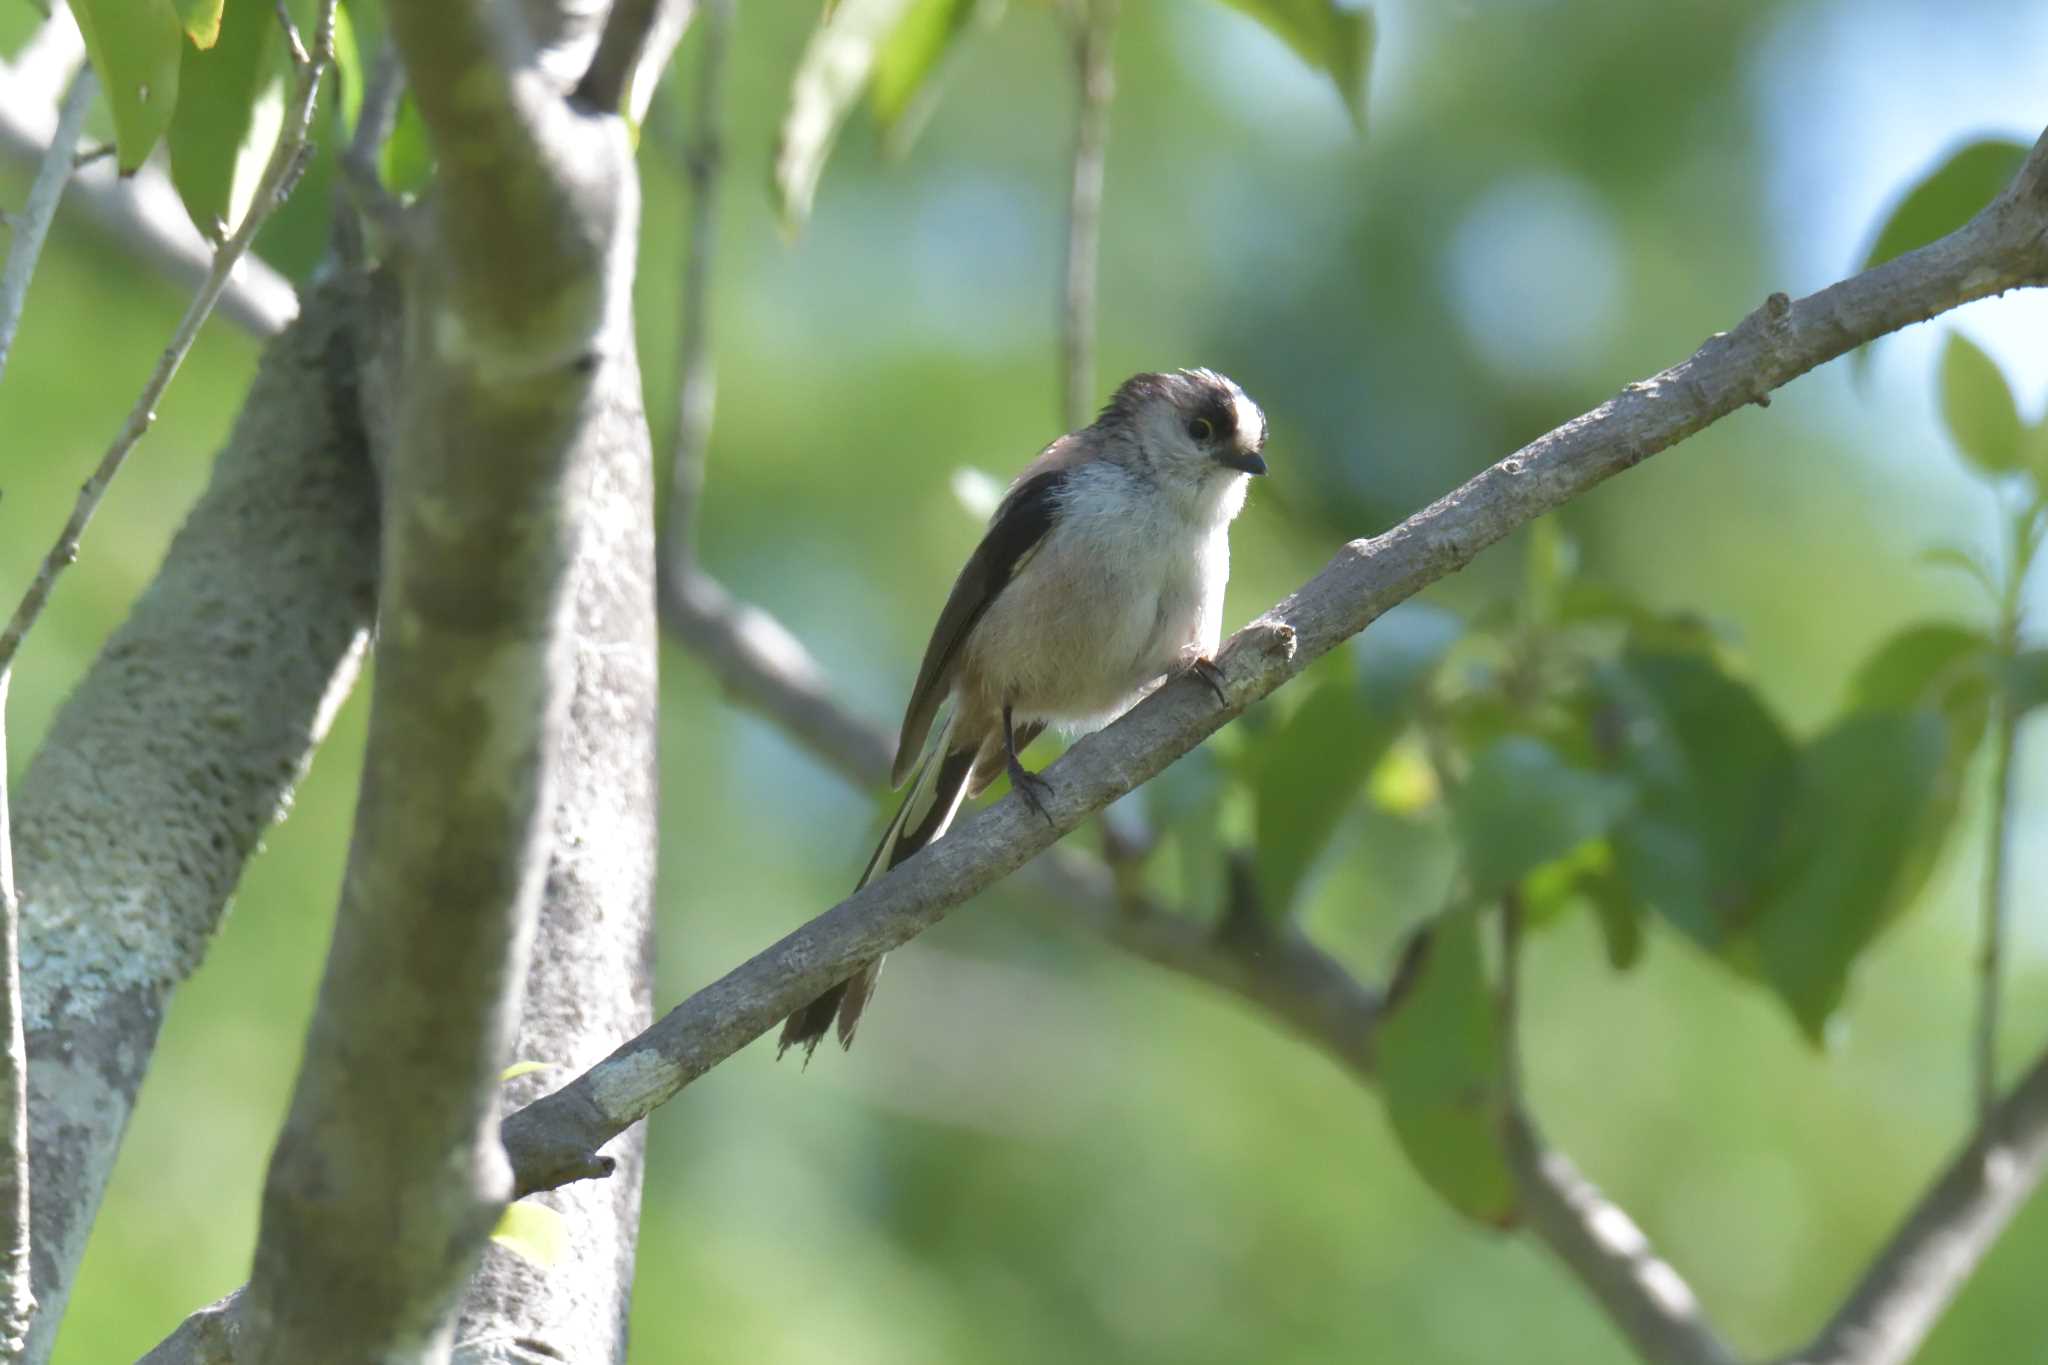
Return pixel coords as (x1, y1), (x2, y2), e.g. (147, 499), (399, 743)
(966, 461), (1241, 730)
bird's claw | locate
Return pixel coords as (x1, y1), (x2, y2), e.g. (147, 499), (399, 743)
(1008, 759), (1056, 827)
(1189, 656), (1229, 707)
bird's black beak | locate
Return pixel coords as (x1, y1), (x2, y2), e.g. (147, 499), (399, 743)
(1219, 450), (1267, 476)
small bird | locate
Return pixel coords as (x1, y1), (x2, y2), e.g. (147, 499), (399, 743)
(779, 369), (1269, 1059)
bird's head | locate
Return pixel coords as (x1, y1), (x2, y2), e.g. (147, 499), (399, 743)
(1103, 369), (1268, 499)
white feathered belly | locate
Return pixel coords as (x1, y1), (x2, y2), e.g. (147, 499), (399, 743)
(963, 501), (1229, 731)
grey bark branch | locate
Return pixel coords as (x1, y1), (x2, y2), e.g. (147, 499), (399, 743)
(0, 10), (337, 677)
(237, 0), (644, 1356)
(502, 126), (2048, 1199)
(451, 294), (660, 1365)
(659, 0), (729, 573)
(0, 66), (93, 386)
(18, 276), (379, 1365)
(1059, 0), (1116, 431)
(1507, 1113), (1743, 1365)
(1775, 1044), (2048, 1365)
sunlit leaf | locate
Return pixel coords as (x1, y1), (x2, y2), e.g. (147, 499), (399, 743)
(773, 0), (918, 231)
(1254, 655), (1395, 915)
(1377, 909), (1517, 1226)
(1939, 333), (2024, 475)
(491, 1199), (566, 1266)
(500, 1060), (551, 1081)
(1596, 651), (1796, 948)
(1451, 737), (1633, 897)
(1861, 138), (2028, 271)
(1752, 712), (1946, 1042)
(73, 0), (186, 173)
(869, 0), (998, 157)
(174, 0), (224, 47)
(169, 0), (280, 239)
(1211, 0), (1374, 128)
(330, 0), (362, 133)
(380, 91), (435, 196)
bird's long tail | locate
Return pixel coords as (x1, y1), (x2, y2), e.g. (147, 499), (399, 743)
(778, 711), (979, 1059)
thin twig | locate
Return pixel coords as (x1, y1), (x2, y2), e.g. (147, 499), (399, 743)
(662, 0), (732, 572)
(1060, 0), (1117, 431)
(1974, 507), (2025, 1120)
(0, 66), (94, 385)
(0, 6), (338, 677)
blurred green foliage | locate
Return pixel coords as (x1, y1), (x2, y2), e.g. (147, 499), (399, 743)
(4, 0), (2048, 1361)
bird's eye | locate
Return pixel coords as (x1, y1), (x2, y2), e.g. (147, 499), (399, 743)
(1187, 417), (1214, 442)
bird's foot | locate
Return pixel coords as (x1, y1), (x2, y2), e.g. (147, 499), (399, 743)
(1188, 656), (1229, 706)
(1008, 756), (1056, 827)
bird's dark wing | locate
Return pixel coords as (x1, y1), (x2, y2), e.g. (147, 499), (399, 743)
(891, 467), (1068, 785)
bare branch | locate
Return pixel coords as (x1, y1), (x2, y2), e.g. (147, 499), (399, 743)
(660, 0), (730, 571)
(1060, 0), (1117, 430)
(1776, 1044), (2048, 1365)
(0, 66), (94, 384)
(0, 9), (338, 677)
(502, 125), (2048, 1195)
(1507, 1113), (1743, 1365)
(0, 44), (295, 338)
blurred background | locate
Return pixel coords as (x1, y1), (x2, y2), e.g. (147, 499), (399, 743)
(4, 0), (2048, 1359)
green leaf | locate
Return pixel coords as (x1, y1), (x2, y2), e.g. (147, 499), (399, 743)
(329, 0), (362, 133)
(1522, 519), (1577, 627)
(1861, 139), (2029, 271)
(500, 1060), (551, 1081)
(491, 1199), (566, 1265)
(73, 0), (187, 173)
(1582, 867), (1643, 971)
(1596, 651), (1797, 948)
(1211, 0), (1374, 128)
(1919, 544), (2000, 602)
(168, 0), (280, 239)
(772, 0), (918, 232)
(1848, 622), (1994, 713)
(1752, 711), (1946, 1041)
(174, 0), (224, 46)
(1939, 333), (2024, 475)
(1357, 601), (1463, 713)
(1450, 737), (1633, 897)
(868, 0), (997, 157)
(2007, 650), (2048, 715)
(1254, 656), (1398, 915)
(1377, 909), (1517, 1226)
(379, 91), (435, 196)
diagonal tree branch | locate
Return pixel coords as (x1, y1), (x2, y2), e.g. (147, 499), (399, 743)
(1773, 1044), (2048, 1365)
(19, 274), (379, 1365)
(502, 127), (2048, 1197)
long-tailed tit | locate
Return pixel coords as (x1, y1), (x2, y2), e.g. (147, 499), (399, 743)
(780, 369), (1269, 1059)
